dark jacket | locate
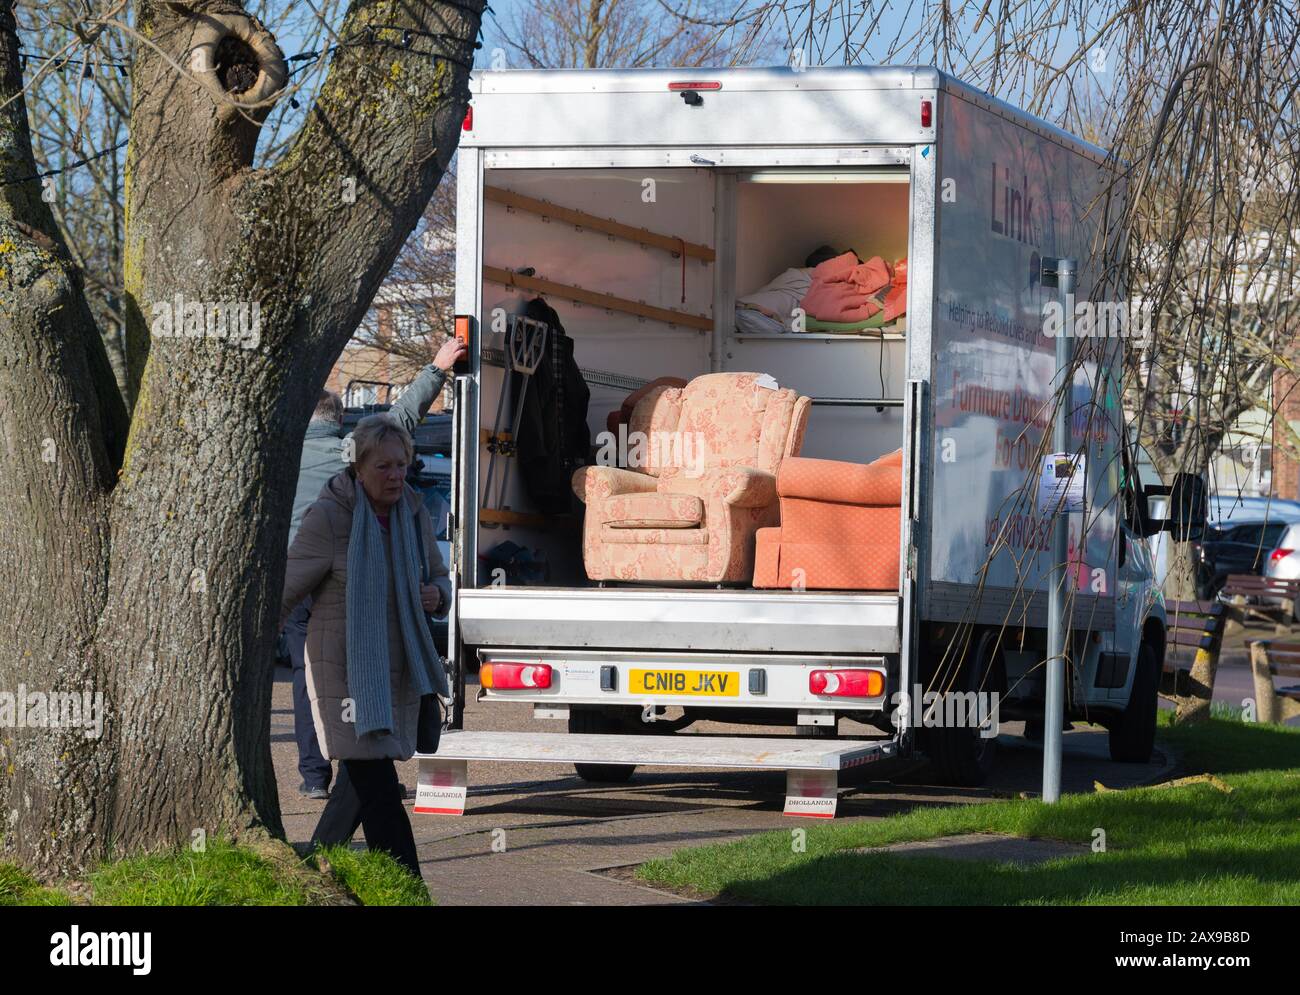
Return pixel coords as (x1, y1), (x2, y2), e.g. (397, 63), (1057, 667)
(288, 365), (447, 548)
(515, 298), (590, 514)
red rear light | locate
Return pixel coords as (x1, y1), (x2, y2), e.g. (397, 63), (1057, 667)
(480, 662), (552, 690)
(1271, 548), (1293, 562)
(809, 669), (884, 697)
(920, 99), (932, 128)
(462, 104), (473, 131)
(668, 80), (722, 91)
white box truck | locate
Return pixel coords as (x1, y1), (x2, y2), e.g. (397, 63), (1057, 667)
(417, 66), (1202, 817)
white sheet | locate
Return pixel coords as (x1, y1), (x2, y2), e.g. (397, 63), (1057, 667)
(735, 267), (813, 334)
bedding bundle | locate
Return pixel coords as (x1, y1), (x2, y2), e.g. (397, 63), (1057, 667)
(735, 267), (813, 334)
(734, 251), (907, 334)
(800, 252), (907, 325)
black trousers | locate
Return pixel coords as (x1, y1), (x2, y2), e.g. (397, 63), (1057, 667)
(283, 597), (331, 791)
(310, 758), (421, 880)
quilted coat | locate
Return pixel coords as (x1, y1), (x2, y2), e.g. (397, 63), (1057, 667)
(280, 470), (452, 761)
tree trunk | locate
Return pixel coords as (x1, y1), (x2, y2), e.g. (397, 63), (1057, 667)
(1164, 536), (1201, 601)
(1153, 480), (1223, 723)
(0, 0), (481, 876)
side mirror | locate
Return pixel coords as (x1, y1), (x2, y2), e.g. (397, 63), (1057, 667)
(1141, 472), (1207, 542)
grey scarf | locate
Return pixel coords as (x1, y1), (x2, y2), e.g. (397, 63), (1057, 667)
(345, 476), (448, 738)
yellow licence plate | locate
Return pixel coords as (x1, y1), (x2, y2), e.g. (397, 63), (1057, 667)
(629, 669), (740, 697)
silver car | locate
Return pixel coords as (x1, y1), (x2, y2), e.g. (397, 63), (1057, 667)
(1264, 521), (1300, 618)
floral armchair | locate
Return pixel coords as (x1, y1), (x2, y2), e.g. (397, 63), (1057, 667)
(572, 372), (811, 583)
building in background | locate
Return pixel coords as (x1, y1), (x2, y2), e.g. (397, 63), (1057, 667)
(1213, 403), (1273, 498)
(1272, 367), (1300, 499)
(326, 279), (453, 411)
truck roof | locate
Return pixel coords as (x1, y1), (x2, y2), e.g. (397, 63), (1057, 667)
(466, 65), (1111, 163)
(468, 64), (941, 94)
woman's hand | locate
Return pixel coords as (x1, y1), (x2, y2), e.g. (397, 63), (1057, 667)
(420, 583), (443, 615)
(433, 337), (467, 372)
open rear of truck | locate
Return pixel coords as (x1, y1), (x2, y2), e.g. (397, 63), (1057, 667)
(435, 66), (1142, 793)
(449, 68), (931, 755)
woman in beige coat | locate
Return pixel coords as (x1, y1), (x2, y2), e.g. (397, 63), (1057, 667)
(280, 415), (451, 879)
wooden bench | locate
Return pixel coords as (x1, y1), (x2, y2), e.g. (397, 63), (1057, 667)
(1221, 574), (1300, 632)
(1245, 640), (1300, 723)
(1164, 600), (1229, 719)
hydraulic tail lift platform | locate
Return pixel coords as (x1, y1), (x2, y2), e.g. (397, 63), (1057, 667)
(414, 732), (900, 819)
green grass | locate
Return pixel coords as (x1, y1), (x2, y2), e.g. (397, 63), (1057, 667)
(314, 844), (434, 906)
(637, 716), (1300, 905)
(89, 838), (333, 906)
(0, 862), (73, 906)
(1209, 700), (1246, 722)
(0, 837), (431, 906)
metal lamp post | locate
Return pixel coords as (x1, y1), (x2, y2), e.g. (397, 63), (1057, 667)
(1041, 256), (1077, 804)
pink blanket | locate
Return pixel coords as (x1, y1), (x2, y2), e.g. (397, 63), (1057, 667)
(800, 252), (907, 324)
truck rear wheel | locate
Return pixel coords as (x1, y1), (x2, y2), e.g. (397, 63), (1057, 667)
(569, 707), (636, 782)
(923, 630), (1002, 787)
(1108, 642), (1158, 762)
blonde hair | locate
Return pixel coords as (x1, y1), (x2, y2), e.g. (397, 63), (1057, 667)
(351, 414), (414, 469)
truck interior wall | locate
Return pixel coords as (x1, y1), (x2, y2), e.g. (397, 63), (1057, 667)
(481, 167), (716, 418)
(726, 176), (909, 463)
(475, 165), (912, 588)
(732, 178), (910, 296)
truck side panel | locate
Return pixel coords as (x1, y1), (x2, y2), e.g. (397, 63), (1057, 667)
(926, 87), (1125, 629)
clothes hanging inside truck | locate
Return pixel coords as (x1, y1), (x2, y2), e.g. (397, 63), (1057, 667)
(513, 297), (592, 515)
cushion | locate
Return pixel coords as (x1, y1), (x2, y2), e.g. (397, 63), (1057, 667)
(674, 373), (801, 475)
(627, 383), (686, 477)
(604, 492), (703, 529)
(606, 377), (688, 438)
(600, 525), (709, 545)
(803, 313), (887, 333)
(778, 450), (903, 506)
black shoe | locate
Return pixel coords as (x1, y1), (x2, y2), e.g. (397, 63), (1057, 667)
(298, 781), (329, 800)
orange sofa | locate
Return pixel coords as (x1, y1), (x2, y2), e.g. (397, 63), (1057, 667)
(753, 449), (903, 591)
(572, 372), (811, 584)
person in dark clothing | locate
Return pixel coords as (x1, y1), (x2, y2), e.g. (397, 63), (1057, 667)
(284, 594), (329, 797)
(280, 416), (451, 884)
(284, 338), (464, 797)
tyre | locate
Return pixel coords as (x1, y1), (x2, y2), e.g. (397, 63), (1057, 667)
(1108, 642), (1158, 762)
(569, 707), (636, 783)
(922, 630), (1003, 787)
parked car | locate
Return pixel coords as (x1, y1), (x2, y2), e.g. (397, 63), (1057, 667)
(1205, 494), (1300, 527)
(1197, 519), (1291, 599)
(1264, 522), (1300, 620)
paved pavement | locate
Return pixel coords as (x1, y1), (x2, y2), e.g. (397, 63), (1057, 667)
(271, 667), (1191, 905)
